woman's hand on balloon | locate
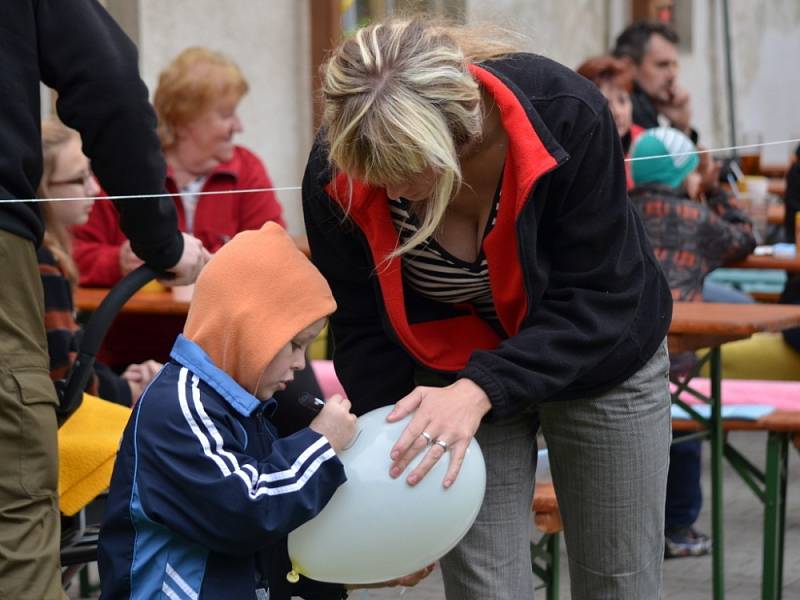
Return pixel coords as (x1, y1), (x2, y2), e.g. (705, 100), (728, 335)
(345, 563), (436, 590)
(386, 378), (490, 488)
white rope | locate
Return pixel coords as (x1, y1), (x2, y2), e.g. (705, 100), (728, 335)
(624, 137), (800, 163)
(0, 186), (301, 205)
(2, 137), (797, 205)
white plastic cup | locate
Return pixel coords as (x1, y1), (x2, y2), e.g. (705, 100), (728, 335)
(742, 177), (770, 244)
(743, 175), (769, 202)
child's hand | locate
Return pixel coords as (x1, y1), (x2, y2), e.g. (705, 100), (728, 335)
(122, 360), (163, 404)
(309, 395), (357, 453)
(126, 379), (145, 406)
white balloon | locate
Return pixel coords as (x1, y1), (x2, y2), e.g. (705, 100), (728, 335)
(287, 405), (486, 584)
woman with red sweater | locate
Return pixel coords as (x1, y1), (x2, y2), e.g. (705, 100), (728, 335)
(73, 47), (284, 367)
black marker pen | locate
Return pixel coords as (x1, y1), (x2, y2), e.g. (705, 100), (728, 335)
(297, 392), (325, 414)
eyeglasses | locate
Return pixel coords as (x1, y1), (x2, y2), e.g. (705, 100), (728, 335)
(49, 170), (94, 188)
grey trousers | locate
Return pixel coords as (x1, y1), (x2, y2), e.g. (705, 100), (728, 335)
(440, 341), (671, 600)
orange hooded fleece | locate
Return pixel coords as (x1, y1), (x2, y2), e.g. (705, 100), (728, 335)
(183, 222), (336, 395)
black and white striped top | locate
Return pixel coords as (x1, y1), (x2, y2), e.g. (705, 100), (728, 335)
(389, 191), (501, 326)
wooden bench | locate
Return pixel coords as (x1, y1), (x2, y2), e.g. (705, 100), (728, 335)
(530, 482), (561, 600)
(672, 410), (800, 599)
(530, 409), (800, 600)
(750, 291), (782, 303)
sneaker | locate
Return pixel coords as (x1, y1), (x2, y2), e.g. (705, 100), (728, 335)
(664, 526), (712, 559)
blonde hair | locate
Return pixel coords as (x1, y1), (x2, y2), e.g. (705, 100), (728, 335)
(154, 47), (249, 149)
(38, 118), (81, 288)
(321, 17), (517, 257)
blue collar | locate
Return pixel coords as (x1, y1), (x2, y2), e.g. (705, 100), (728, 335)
(169, 335), (276, 417)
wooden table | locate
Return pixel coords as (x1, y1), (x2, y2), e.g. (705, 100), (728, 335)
(768, 203), (785, 225)
(669, 303), (800, 352)
(726, 253), (800, 272)
(668, 302), (800, 600)
(768, 178), (786, 198)
(74, 287), (190, 315)
(760, 163), (790, 179)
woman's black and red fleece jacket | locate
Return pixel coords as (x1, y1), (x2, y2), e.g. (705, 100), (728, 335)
(302, 53), (672, 420)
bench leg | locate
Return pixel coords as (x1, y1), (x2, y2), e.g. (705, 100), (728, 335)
(546, 533), (560, 600)
(709, 348), (726, 600)
(531, 532), (560, 599)
(762, 432), (789, 600)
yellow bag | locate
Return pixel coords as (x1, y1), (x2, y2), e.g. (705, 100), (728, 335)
(58, 394), (131, 516)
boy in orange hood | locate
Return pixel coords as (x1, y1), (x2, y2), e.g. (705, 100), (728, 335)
(98, 223), (357, 599)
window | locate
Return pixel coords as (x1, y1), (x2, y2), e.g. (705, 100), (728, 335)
(343, 0), (466, 33)
(631, 0), (693, 52)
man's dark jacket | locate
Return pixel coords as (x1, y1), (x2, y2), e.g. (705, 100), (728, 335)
(304, 54), (673, 419)
(0, 0), (181, 267)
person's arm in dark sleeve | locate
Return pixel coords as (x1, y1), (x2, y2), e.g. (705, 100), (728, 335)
(302, 143), (417, 412)
(461, 105), (669, 419)
(36, 0), (182, 270)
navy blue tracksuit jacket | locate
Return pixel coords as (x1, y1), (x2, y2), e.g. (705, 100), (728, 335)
(98, 335), (348, 599)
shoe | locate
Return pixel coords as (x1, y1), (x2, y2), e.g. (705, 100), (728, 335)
(664, 526), (712, 559)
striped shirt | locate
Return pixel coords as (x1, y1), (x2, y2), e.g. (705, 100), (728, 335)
(389, 189), (501, 327)
(37, 246), (82, 383)
(38, 246), (130, 405)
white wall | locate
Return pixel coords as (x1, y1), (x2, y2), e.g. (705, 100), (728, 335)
(670, 0), (723, 152)
(679, 0), (800, 164)
(137, 0), (312, 234)
(126, 0), (799, 238)
(464, 0), (609, 70)
(728, 0), (800, 163)
(463, 0), (800, 165)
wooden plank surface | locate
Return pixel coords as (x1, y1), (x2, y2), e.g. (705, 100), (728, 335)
(74, 287), (189, 315)
(759, 163), (789, 179)
(670, 302), (800, 336)
(668, 302), (800, 352)
(768, 203), (784, 225)
(726, 253), (800, 272)
(672, 411), (800, 433)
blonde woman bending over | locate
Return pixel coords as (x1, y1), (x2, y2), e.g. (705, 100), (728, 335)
(303, 17), (673, 599)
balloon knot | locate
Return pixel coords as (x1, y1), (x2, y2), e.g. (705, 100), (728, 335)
(286, 570), (300, 584)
